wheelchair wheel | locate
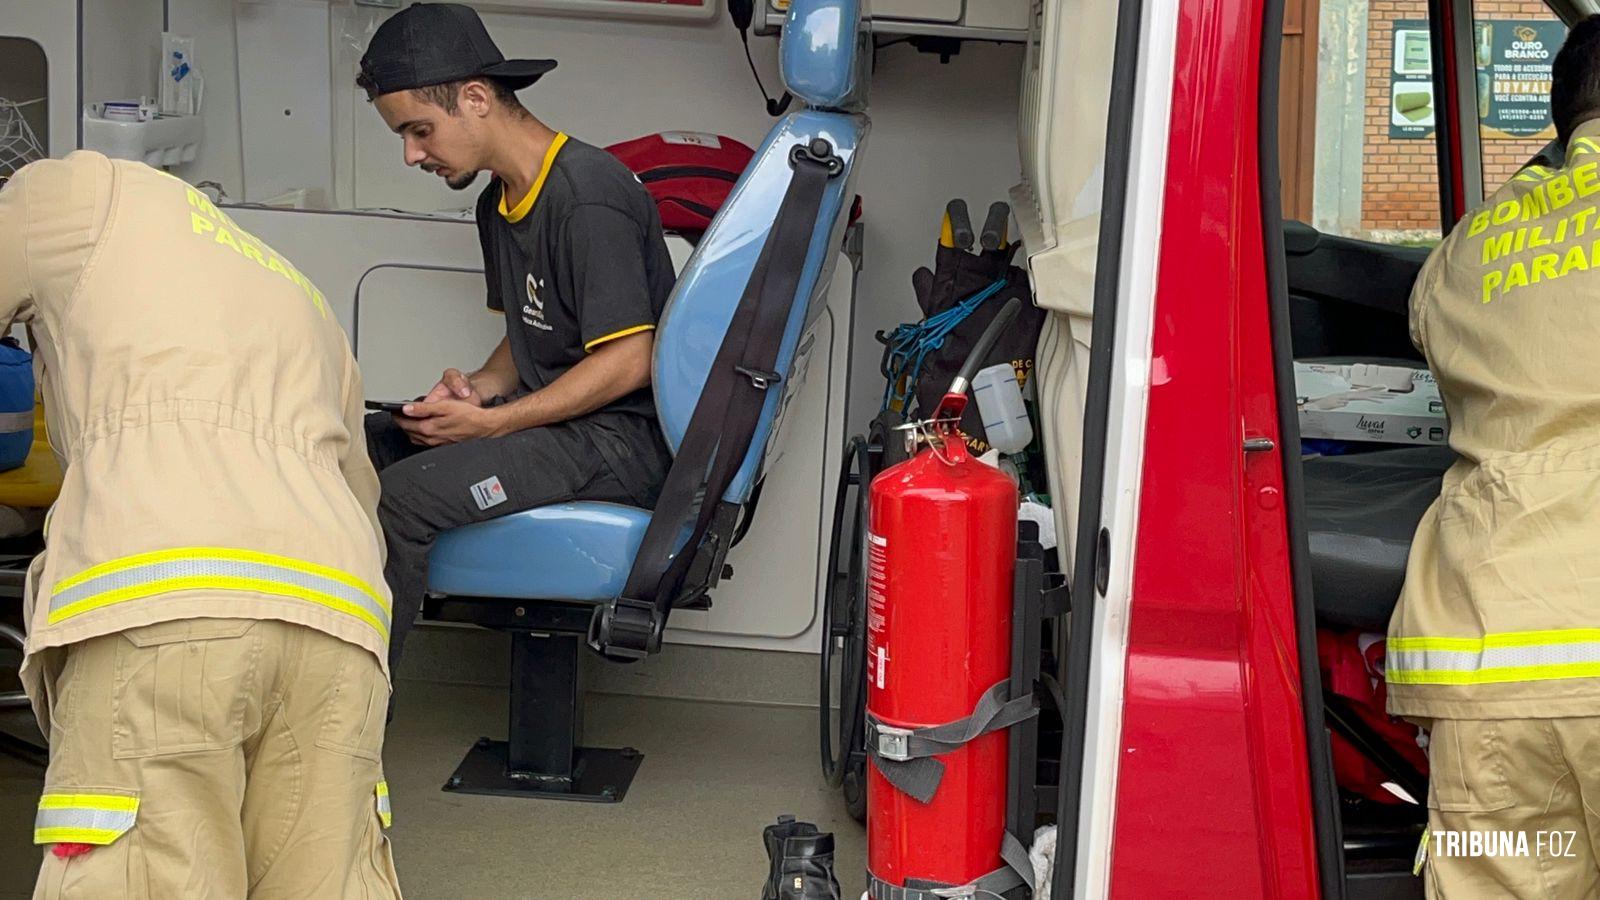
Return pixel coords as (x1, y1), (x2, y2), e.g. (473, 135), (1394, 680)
(821, 434), (871, 796)
(843, 754), (867, 824)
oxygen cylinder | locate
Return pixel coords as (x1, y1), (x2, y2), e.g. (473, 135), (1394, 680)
(865, 431), (1017, 894)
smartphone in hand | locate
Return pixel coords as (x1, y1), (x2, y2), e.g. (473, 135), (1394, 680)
(364, 400), (414, 416)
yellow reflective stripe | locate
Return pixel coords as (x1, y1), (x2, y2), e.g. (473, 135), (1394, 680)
(48, 549), (389, 638)
(1390, 629), (1600, 652)
(1388, 662), (1600, 686)
(35, 793), (139, 846)
(1574, 137), (1600, 157)
(50, 576), (390, 637)
(1389, 629), (1600, 685)
(38, 793), (139, 813)
(375, 781), (392, 828)
(1515, 165), (1552, 183)
(500, 132), (569, 223)
(35, 827), (127, 844)
(584, 323), (656, 353)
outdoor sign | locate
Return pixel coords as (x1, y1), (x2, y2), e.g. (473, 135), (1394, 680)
(1388, 19), (1566, 141)
(1476, 20), (1565, 140)
(1389, 20), (1435, 139)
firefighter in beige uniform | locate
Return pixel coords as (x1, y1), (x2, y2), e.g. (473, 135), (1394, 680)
(0, 151), (403, 898)
(1392, 17), (1600, 899)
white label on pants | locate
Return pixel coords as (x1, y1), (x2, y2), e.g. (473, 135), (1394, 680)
(471, 476), (508, 511)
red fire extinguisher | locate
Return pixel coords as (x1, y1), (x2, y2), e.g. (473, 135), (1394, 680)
(866, 298), (1025, 897)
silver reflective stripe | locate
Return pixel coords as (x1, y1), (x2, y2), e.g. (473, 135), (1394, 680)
(35, 806), (137, 834)
(1390, 642), (1600, 674)
(51, 558), (389, 632)
(0, 411), (32, 433)
(375, 782), (392, 827)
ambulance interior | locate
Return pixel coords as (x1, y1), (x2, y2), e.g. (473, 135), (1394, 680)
(1269, 0), (1585, 893)
(0, 2), (1122, 897)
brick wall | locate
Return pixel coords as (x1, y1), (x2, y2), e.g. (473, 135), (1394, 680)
(1361, 0), (1560, 236)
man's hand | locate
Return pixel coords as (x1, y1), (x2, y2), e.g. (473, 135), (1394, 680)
(422, 368), (484, 407)
(396, 398), (505, 447)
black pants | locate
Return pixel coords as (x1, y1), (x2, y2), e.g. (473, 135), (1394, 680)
(365, 412), (636, 674)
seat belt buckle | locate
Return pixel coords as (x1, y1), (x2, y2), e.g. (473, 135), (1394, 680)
(734, 365), (782, 390)
(870, 722), (914, 762)
(587, 597), (662, 662)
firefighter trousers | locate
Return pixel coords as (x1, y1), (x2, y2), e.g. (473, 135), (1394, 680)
(31, 617), (403, 899)
(1424, 717), (1600, 899)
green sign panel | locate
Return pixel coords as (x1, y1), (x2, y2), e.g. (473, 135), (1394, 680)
(1388, 19), (1567, 141)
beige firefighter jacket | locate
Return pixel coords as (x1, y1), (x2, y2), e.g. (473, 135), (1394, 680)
(0, 152), (389, 736)
(1390, 118), (1600, 719)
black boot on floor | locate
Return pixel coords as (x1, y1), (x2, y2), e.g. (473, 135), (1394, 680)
(761, 815), (842, 900)
(763, 815), (812, 900)
(778, 831), (842, 900)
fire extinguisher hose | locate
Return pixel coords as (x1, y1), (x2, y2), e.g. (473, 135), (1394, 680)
(933, 296), (1026, 423)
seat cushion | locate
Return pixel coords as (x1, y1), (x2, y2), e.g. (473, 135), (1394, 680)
(1303, 447), (1455, 630)
(427, 502), (652, 601)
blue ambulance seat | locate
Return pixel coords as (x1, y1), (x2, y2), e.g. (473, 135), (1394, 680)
(422, 0), (870, 803)
(430, 502), (651, 601)
(429, 114), (866, 602)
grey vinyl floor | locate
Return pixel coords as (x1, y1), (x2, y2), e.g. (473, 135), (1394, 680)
(0, 679), (866, 899)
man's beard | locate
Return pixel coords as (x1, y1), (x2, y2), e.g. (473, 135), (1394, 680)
(445, 170), (478, 191)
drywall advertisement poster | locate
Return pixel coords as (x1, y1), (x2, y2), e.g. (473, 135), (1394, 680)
(1476, 20), (1565, 140)
(1389, 18), (1566, 140)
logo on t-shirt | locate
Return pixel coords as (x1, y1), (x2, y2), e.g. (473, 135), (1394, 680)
(523, 273), (553, 332)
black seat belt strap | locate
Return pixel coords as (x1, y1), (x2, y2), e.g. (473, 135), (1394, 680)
(591, 139), (844, 661)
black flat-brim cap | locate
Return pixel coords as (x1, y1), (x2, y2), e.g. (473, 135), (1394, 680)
(359, 2), (557, 97)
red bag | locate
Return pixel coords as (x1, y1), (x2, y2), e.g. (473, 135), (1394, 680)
(605, 132), (756, 235)
(1317, 628), (1430, 804)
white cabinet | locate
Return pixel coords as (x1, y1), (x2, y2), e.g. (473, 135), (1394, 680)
(873, 0), (963, 24)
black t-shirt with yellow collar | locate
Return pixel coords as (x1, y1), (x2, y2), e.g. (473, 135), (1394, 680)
(475, 133), (675, 505)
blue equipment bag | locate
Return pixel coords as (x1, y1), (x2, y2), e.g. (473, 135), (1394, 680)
(0, 337), (35, 472)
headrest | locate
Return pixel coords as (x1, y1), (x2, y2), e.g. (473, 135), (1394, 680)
(780, 0), (870, 113)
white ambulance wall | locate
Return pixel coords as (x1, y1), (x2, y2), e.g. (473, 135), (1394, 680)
(163, 0), (1025, 434)
(0, 0), (76, 158)
(81, 0), (163, 109)
(168, 0), (245, 195)
(345, 15), (1025, 433)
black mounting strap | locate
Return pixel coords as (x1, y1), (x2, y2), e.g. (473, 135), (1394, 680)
(868, 830), (1037, 899)
(866, 680), (1038, 805)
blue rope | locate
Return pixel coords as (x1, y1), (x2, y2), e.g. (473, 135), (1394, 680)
(881, 279), (1009, 413)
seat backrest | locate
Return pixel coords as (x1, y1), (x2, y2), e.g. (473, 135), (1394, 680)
(652, 0), (870, 506)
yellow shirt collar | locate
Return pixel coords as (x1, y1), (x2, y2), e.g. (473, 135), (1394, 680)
(499, 132), (569, 224)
